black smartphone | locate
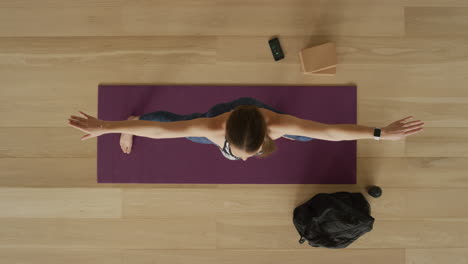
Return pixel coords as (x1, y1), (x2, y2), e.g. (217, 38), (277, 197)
(269, 37), (285, 61)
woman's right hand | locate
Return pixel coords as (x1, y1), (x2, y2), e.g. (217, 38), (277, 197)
(68, 111), (107, 141)
(381, 116), (424, 141)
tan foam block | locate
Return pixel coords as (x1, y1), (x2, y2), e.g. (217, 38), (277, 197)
(304, 66), (337, 76)
(299, 42), (337, 73)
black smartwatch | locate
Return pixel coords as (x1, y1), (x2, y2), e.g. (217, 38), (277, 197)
(373, 128), (381, 141)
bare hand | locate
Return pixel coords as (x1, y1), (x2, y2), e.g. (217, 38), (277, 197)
(68, 111), (106, 141)
(382, 116), (425, 141)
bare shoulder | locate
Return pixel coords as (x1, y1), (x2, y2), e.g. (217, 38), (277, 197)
(200, 113), (229, 147)
(267, 111), (332, 140)
(195, 115), (225, 136)
(260, 109), (294, 139)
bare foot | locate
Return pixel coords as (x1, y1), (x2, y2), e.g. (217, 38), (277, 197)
(119, 115), (139, 154)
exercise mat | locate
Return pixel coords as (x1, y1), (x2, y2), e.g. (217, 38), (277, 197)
(97, 85), (356, 184)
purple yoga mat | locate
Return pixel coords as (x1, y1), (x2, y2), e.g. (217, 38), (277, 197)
(97, 85), (356, 184)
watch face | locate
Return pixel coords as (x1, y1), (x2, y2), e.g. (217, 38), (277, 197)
(374, 128), (381, 137)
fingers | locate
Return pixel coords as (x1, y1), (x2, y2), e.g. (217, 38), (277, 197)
(69, 116), (87, 131)
(68, 115), (96, 140)
(68, 120), (89, 133)
(397, 116), (414, 123)
(81, 134), (96, 141)
(79, 111), (93, 119)
(68, 119), (83, 129)
(404, 127), (424, 136)
(70, 115), (87, 123)
(402, 120), (423, 127)
(403, 123), (425, 131)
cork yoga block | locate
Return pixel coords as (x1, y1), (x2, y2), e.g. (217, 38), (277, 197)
(299, 42), (337, 76)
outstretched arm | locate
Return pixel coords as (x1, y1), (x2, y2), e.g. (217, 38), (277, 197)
(276, 114), (425, 141)
(68, 111), (210, 141)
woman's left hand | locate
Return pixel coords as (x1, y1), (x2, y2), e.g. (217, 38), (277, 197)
(68, 111), (106, 140)
(381, 116), (425, 141)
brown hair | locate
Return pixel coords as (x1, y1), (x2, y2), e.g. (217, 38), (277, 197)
(225, 105), (276, 158)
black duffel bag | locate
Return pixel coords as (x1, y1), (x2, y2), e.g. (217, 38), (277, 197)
(293, 192), (375, 249)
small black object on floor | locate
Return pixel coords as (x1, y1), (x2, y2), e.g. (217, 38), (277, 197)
(367, 186), (383, 198)
(268, 37), (285, 61)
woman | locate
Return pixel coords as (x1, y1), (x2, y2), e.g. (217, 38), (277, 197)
(68, 97), (424, 161)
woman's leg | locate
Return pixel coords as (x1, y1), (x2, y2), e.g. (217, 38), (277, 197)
(120, 115), (140, 154)
(139, 111), (194, 122)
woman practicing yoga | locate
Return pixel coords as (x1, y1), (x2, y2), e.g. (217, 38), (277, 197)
(68, 97), (424, 161)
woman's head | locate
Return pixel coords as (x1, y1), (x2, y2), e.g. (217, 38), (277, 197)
(225, 105), (276, 160)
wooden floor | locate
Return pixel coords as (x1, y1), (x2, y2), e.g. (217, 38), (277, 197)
(1, 0), (468, 263)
